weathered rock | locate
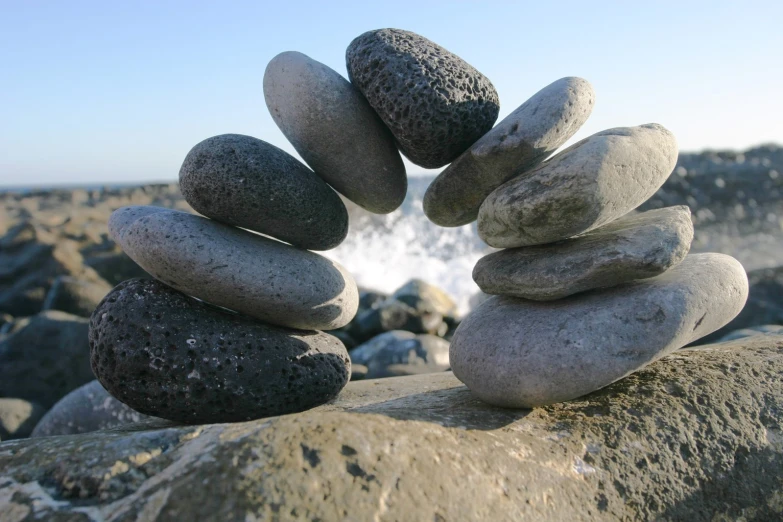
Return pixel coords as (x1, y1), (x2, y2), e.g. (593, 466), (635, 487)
(1, 335), (783, 520)
(41, 275), (112, 317)
(346, 28), (500, 168)
(451, 254), (748, 408)
(30, 380), (153, 438)
(0, 310), (93, 408)
(350, 331), (450, 379)
(424, 77), (595, 226)
(90, 278), (351, 424)
(0, 399), (45, 440)
(717, 324), (783, 343)
(109, 206), (358, 330)
(478, 124), (679, 248)
(392, 278), (458, 316)
(264, 51), (407, 214)
(348, 298), (443, 342)
(474, 206), (694, 300)
(179, 134), (348, 250)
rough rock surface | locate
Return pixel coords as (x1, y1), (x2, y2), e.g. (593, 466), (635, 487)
(474, 206), (694, 300)
(41, 275), (112, 317)
(424, 77), (595, 226)
(109, 206), (358, 330)
(346, 28), (499, 168)
(452, 254), (748, 408)
(179, 134), (348, 250)
(0, 399), (45, 440)
(90, 279), (351, 424)
(31, 380), (153, 438)
(478, 124), (679, 248)
(1, 335), (783, 520)
(0, 310), (93, 408)
(264, 51), (407, 214)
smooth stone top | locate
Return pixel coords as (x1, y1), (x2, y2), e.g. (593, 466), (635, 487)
(424, 77), (595, 226)
(473, 206), (694, 300)
(346, 28), (500, 168)
(451, 253), (748, 408)
(179, 134), (348, 251)
(478, 124), (679, 248)
(108, 206), (358, 330)
(264, 51), (407, 214)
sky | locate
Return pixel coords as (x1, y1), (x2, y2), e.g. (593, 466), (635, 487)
(1, 0), (781, 187)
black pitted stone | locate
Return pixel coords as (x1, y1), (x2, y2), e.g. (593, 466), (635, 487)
(346, 29), (500, 168)
(89, 278), (351, 424)
(179, 134), (348, 251)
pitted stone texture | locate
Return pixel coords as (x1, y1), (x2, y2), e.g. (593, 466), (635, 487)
(89, 278), (351, 424)
(474, 206), (694, 300)
(109, 206), (358, 330)
(478, 124), (679, 248)
(179, 134), (348, 251)
(425, 77), (595, 226)
(264, 52), (406, 214)
(31, 380), (153, 438)
(346, 28), (499, 168)
(452, 254), (748, 408)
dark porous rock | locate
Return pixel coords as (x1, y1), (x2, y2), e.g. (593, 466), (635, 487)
(452, 254), (747, 408)
(346, 28), (500, 168)
(425, 77), (595, 226)
(89, 278), (351, 424)
(31, 380), (154, 438)
(348, 298), (443, 343)
(179, 134), (348, 250)
(718, 324), (783, 343)
(478, 124), (679, 248)
(109, 206), (358, 331)
(0, 398), (45, 440)
(0, 221), (103, 316)
(0, 311), (93, 408)
(264, 51), (407, 214)
(474, 206), (694, 300)
(696, 264), (783, 345)
(351, 331), (450, 379)
(392, 278), (457, 317)
(3, 335), (783, 520)
(42, 275), (113, 317)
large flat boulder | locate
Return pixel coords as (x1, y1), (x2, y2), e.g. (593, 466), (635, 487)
(1, 334), (782, 521)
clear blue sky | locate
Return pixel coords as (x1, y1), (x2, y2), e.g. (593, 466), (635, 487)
(1, 0), (781, 186)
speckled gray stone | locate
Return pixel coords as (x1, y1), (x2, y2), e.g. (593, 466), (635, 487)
(346, 28), (500, 168)
(179, 134), (348, 250)
(89, 278), (351, 424)
(474, 206), (694, 300)
(424, 77), (595, 226)
(264, 52), (407, 214)
(478, 124), (679, 248)
(31, 380), (153, 438)
(109, 206), (358, 330)
(451, 254), (748, 408)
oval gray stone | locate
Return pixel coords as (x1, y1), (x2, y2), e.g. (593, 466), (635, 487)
(179, 134), (348, 251)
(478, 124), (679, 248)
(109, 206), (358, 330)
(346, 28), (500, 168)
(424, 77), (595, 226)
(31, 380), (152, 438)
(473, 206), (694, 300)
(90, 278), (351, 424)
(451, 253), (748, 408)
(264, 51), (407, 214)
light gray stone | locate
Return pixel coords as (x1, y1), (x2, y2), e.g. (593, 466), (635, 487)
(264, 51), (407, 214)
(2, 334), (783, 520)
(451, 253), (748, 408)
(179, 134), (348, 251)
(108, 206), (358, 330)
(424, 77), (595, 226)
(391, 278), (457, 316)
(31, 380), (153, 438)
(473, 206), (694, 300)
(478, 124), (679, 248)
